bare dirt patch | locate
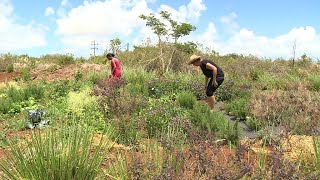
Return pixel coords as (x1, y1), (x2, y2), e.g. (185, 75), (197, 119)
(0, 72), (21, 83)
(32, 63), (107, 82)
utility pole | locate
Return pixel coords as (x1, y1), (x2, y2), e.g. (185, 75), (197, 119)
(91, 40), (98, 56)
(292, 39), (296, 67)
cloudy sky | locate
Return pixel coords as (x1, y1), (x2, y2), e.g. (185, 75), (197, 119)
(0, 0), (319, 59)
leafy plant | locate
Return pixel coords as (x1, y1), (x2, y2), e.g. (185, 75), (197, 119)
(57, 54), (75, 65)
(112, 117), (141, 146)
(75, 70), (83, 81)
(4, 119), (26, 131)
(176, 91), (196, 109)
(245, 117), (263, 131)
(225, 97), (249, 120)
(218, 120), (241, 146)
(20, 67), (31, 81)
(6, 63), (14, 73)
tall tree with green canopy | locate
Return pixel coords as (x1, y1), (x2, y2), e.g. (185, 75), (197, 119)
(139, 13), (167, 47)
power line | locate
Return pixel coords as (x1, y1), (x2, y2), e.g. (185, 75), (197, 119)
(91, 40), (98, 56)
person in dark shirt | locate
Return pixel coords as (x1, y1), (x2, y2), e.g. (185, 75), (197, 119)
(188, 54), (224, 111)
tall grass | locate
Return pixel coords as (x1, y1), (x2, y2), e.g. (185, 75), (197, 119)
(309, 74), (320, 91)
(0, 126), (113, 180)
(313, 136), (320, 171)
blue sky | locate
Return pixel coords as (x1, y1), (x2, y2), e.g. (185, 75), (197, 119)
(1, 0), (319, 59)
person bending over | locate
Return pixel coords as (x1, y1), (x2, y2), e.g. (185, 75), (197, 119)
(188, 54), (224, 111)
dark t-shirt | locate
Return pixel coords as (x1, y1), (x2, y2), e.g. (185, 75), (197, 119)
(200, 59), (224, 79)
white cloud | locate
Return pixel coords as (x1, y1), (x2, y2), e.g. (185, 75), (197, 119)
(0, 0), (47, 52)
(56, 0), (153, 56)
(220, 12), (239, 33)
(45, 7), (55, 16)
(61, 0), (69, 7)
(196, 24), (320, 59)
(159, 0), (206, 23)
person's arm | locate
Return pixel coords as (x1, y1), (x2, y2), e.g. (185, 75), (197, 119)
(111, 59), (116, 74)
(206, 63), (218, 87)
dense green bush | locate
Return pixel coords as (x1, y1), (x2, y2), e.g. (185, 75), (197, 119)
(245, 117), (263, 131)
(0, 98), (12, 114)
(188, 103), (240, 145)
(188, 103), (219, 133)
(225, 97), (249, 120)
(6, 63), (14, 73)
(0, 53), (17, 72)
(176, 92), (196, 109)
(143, 98), (184, 137)
(112, 117), (141, 146)
(218, 120), (240, 145)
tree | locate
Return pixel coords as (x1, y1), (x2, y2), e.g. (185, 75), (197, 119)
(110, 38), (121, 54)
(159, 11), (196, 43)
(139, 11), (196, 74)
(139, 13), (167, 47)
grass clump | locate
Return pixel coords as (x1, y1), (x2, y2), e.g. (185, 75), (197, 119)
(0, 126), (112, 180)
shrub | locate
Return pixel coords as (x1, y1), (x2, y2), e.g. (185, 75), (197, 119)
(0, 98), (12, 114)
(249, 90), (320, 135)
(4, 119), (26, 131)
(0, 126), (111, 180)
(218, 120), (240, 146)
(48, 80), (72, 99)
(6, 83), (44, 103)
(93, 79), (147, 118)
(189, 103), (219, 133)
(23, 83), (45, 100)
(215, 80), (250, 102)
(245, 117), (263, 131)
(188, 103), (240, 144)
(176, 92), (196, 109)
(0, 53), (17, 72)
(225, 98), (249, 120)
(112, 117), (141, 146)
(159, 118), (188, 149)
(20, 67), (31, 81)
(75, 70), (83, 81)
(142, 98), (184, 138)
(309, 74), (320, 91)
(6, 63), (14, 73)
(7, 86), (24, 102)
(187, 80), (206, 100)
(58, 54), (75, 65)
(249, 69), (263, 81)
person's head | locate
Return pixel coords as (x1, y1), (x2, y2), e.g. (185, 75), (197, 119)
(106, 53), (114, 60)
(188, 54), (202, 66)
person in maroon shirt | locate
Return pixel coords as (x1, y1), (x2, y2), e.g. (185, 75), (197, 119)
(188, 54), (224, 111)
(106, 53), (122, 78)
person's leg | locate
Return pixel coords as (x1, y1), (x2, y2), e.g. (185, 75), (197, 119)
(206, 78), (215, 111)
(207, 95), (215, 110)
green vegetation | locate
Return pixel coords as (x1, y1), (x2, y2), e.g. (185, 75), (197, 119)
(0, 15), (319, 178)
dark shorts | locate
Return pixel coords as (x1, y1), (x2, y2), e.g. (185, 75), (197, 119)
(206, 77), (224, 97)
